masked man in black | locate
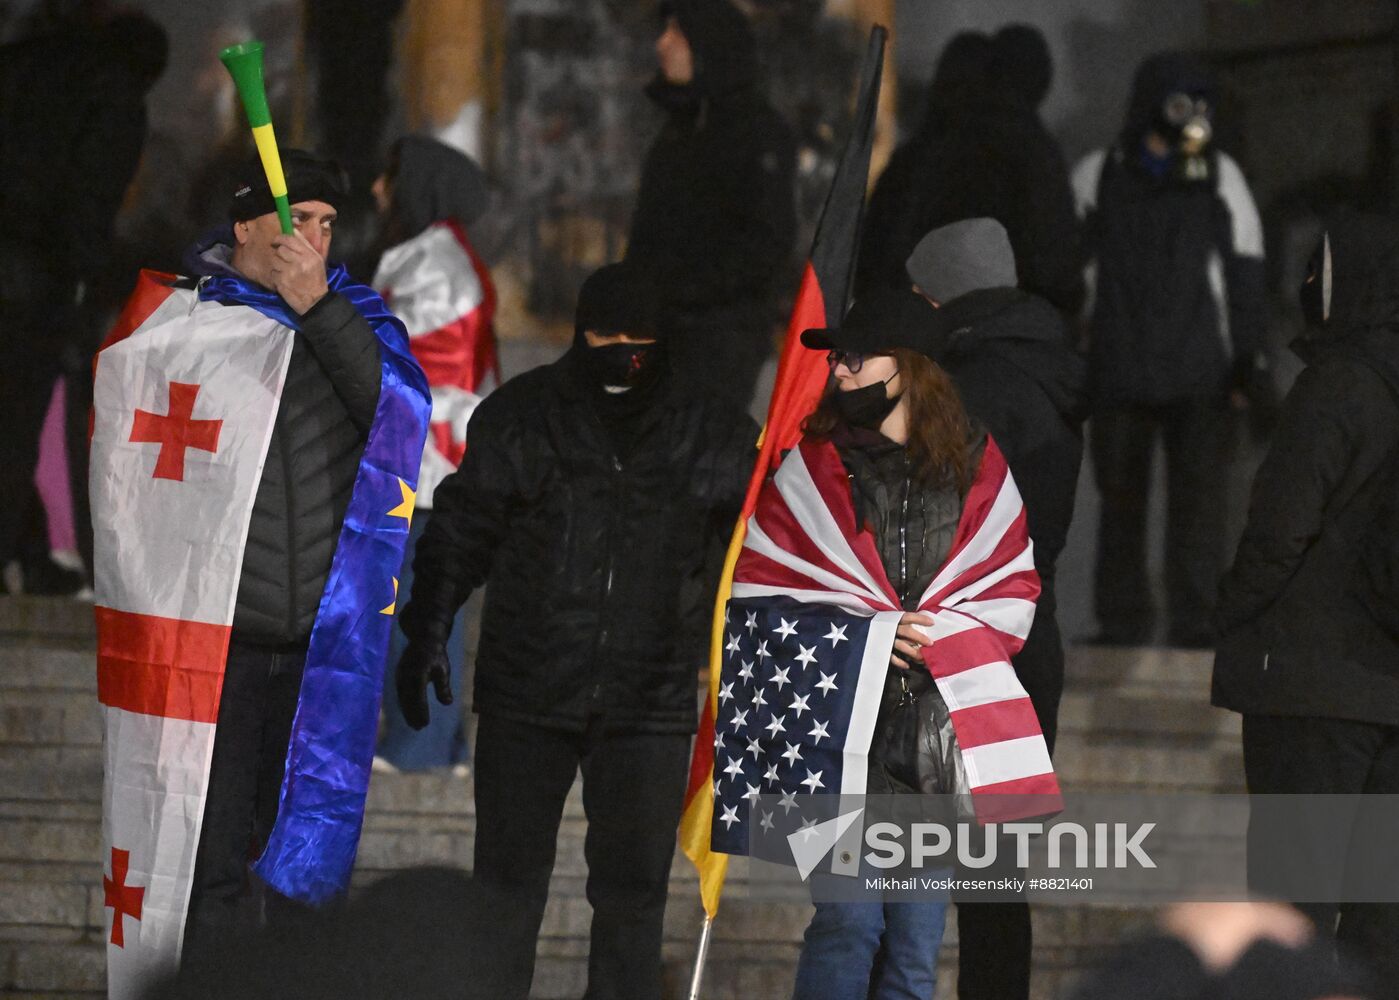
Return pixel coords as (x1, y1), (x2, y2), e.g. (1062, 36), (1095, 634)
(395, 263), (757, 999)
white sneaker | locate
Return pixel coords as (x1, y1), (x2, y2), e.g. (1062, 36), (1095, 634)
(371, 755), (399, 775)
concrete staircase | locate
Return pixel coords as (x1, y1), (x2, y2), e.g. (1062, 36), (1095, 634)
(0, 597), (1242, 999)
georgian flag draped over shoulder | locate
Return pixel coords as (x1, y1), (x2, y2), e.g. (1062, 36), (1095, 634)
(373, 219), (498, 504)
(711, 436), (1060, 858)
(91, 267), (429, 999)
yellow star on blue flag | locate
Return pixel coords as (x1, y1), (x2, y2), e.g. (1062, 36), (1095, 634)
(387, 477), (416, 524)
(380, 577), (399, 616)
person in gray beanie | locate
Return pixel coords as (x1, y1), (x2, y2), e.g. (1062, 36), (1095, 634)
(906, 217), (1086, 1000)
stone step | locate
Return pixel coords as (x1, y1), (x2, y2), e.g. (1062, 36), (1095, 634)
(0, 641), (96, 692)
(0, 597), (94, 642)
(1056, 690), (1238, 743)
(1063, 645), (1214, 691)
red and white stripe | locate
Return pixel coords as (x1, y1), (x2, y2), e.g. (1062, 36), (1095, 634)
(92, 272), (297, 996)
(732, 436), (1060, 822)
(374, 220), (497, 506)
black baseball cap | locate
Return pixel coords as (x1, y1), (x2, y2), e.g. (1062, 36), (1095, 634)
(800, 287), (944, 356)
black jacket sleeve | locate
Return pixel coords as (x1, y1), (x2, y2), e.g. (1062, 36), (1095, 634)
(399, 394), (519, 644)
(694, 406), (760, 528)
(1215, 359), (1380, 632)
(297, 291), (383, 434)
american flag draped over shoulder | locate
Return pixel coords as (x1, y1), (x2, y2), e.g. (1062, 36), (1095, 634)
(711, 434), (1060, 855)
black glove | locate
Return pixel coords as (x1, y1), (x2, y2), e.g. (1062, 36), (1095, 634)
(395, 640), (453, 731)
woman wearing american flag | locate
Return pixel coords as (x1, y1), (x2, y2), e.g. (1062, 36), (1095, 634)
(707, 287), (1059, 999)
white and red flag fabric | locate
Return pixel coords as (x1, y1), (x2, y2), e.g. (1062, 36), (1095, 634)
(710, 434), (1060, 858)
(373, 219), (498, 504)
(91, 267), (429, 999)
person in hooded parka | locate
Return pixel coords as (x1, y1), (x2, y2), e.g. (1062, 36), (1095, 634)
(1215, 214), (1399, 995)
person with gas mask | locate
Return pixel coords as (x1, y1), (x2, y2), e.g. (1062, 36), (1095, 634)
(394, 262), (757, 999)
(1214, 214), (1399, 997)
(1073, 51), (1268, 647)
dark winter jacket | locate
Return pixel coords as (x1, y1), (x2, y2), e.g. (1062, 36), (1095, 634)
(857, 66), (1083, 316)
(627, 0), (796, 334)
(1214, 214), (1399, 724)
(1075, 54), (1266, 409)
(184, 233), (383, 646)
(935, 288), (1086, 578)
(399, 348), (758, 733)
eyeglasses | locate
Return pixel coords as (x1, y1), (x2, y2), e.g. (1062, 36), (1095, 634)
(827, 350), (870, 373)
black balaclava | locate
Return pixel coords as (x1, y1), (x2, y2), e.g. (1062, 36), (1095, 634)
(1302, 212), (1399, 340)
(229, 148), (349, 222)
(1123, 52), (1216, 183)
(384, 136), (490, 243)
(573, 263), (668, 394)
(648, 0), (758, 116)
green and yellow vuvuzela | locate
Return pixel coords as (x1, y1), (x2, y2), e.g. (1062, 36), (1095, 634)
(219, 40), (293, 235)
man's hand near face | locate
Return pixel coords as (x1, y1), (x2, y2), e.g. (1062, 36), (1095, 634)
(271, 229), (329, 315)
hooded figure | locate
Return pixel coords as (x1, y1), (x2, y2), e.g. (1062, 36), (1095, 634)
(1072, 50), (1266, 647)
(371, 135), (498, 774)
(1214, 213), (1399, 992)
(905, 218), (1085, 1000)
(376, 135), (490, 247)
(625, 0), (797, 409)
(857, 26), (1084, 318)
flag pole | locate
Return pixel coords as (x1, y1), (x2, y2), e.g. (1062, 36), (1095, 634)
(687, 914), (715, 1000)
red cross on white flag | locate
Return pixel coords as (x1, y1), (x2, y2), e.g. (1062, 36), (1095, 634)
(128, 382), (223, 481)
(92, 273), (296, 999)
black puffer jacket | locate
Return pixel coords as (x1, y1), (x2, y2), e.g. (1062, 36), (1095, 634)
(627, 0), (796, 329)
(1214, 213), (1399, 724)
(400, 348), (758, 733)
(185, 234), (383, 646)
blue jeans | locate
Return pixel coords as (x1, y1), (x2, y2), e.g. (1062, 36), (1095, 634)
(792, 873), (950, 1000)
(378, 516), (468, 769)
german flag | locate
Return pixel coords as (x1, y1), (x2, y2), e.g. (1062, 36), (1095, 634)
(678, 24), (889, 921)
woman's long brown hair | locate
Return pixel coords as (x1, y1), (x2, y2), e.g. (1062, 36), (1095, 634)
(803, 348), (974, 494)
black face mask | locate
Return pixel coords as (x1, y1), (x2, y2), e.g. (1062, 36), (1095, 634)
(833, 373), (899, 429)
(584, 340), (665, 390)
